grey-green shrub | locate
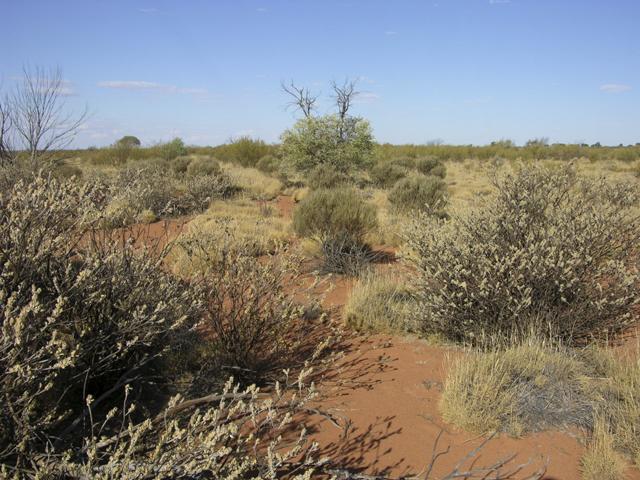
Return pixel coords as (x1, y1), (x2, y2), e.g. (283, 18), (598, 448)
(0, 175), (201, 468)
(388, 174), (448, 214)
(293, 188), (377, 245)
(370, 161), (407, 188)
(186, 156), (221, 177)
(293, 188), (377, 273)
(407, 164), (640, 345)
(307, 164), (350, 190)
(256, 154), (281, 173)
(416, 156), (446, 178)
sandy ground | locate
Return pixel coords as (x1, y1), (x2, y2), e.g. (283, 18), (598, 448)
(145, 195), (640, 479)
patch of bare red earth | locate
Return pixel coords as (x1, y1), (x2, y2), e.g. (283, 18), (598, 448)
(150, 196), (640, 479)
(268, 193), (639, 479)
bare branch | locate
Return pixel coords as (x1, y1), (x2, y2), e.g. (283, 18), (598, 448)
(0, 92), (14, 166)
(332, 78), (359, 120)
(9, 66), (87, 169)
(281, 80), (318, 118)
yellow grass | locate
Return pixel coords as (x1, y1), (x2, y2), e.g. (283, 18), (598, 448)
(167, 197), (290, 276)
(220, 161), (283, 200)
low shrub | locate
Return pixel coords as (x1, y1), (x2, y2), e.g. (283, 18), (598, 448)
(198, 251), (303, 383)
(256, 154), (281, 173)
(415, 156), (446, 178)
(0, 175), (201, 469)
(307, 164), (350, 190)
(293, 188), (377, 243)
(186, 156), (221, 177)
(408, 164), (640, 345)
(370, 161), (408, 188)
(344, 272), (415, 333)
(171, 155), (192, 174)
(293, 188), (378, 274)
(388, 174), (448, 215)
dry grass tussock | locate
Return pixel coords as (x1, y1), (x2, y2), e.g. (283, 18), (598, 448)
(167, 197), (290, 276)
(441, 338), (640, 469)
(344, 271), (416, 334)
(220, 160), (283, 200)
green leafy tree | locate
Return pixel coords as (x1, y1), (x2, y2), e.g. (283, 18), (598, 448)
(116, 135), (141, 148)
(280, 79), (375, 173)
(280, 114), (374, 172)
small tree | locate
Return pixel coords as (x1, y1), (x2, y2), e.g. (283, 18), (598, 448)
(4, 66), (87, 169)
(280, 78), (375, 173)
(115, 135), (141, 148)
(281, 115), (374, 172)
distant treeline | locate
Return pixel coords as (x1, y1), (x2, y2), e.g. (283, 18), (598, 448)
(70, 136), (640, 168)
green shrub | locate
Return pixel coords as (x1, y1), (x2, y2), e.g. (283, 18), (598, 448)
(293, 188), (377, 274)
(370, 161), (407, 188)
(186, 156), (221, 177)
(407, 164), (640, 345)
(159, 137), (187, 160)
(415, 156), (446, 178)
(388, 174), (447, 214)
(280, 115), (374, 173)
(307, 164), (350, 190)
(171, 155), (192, 174)
(256, 154), (281, 173)
(293, 188), (377, 244)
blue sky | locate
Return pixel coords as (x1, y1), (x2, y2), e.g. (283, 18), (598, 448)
(2, 0), (639, 147)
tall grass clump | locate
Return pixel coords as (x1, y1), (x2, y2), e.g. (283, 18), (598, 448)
(441, 339), (640, 470)
(344, 272), (415, 333)
(293, 188), (377, 274)
(408, 164), (640, 345)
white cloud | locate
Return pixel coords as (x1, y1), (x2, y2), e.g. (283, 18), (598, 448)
(600, 83), (632, 93)
(256, 7), (268, 12)
(384, 31), (398, 36)
(97, 80), (208, 96)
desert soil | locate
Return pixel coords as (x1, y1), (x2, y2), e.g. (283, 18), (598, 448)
(153, 194), (640, 479)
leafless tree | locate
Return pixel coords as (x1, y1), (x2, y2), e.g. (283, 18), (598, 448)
(8, 66), (87, 169)
(0, 92), (13, 166)
(331, 78), (359, 120)
(281, 80), (318, 118)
